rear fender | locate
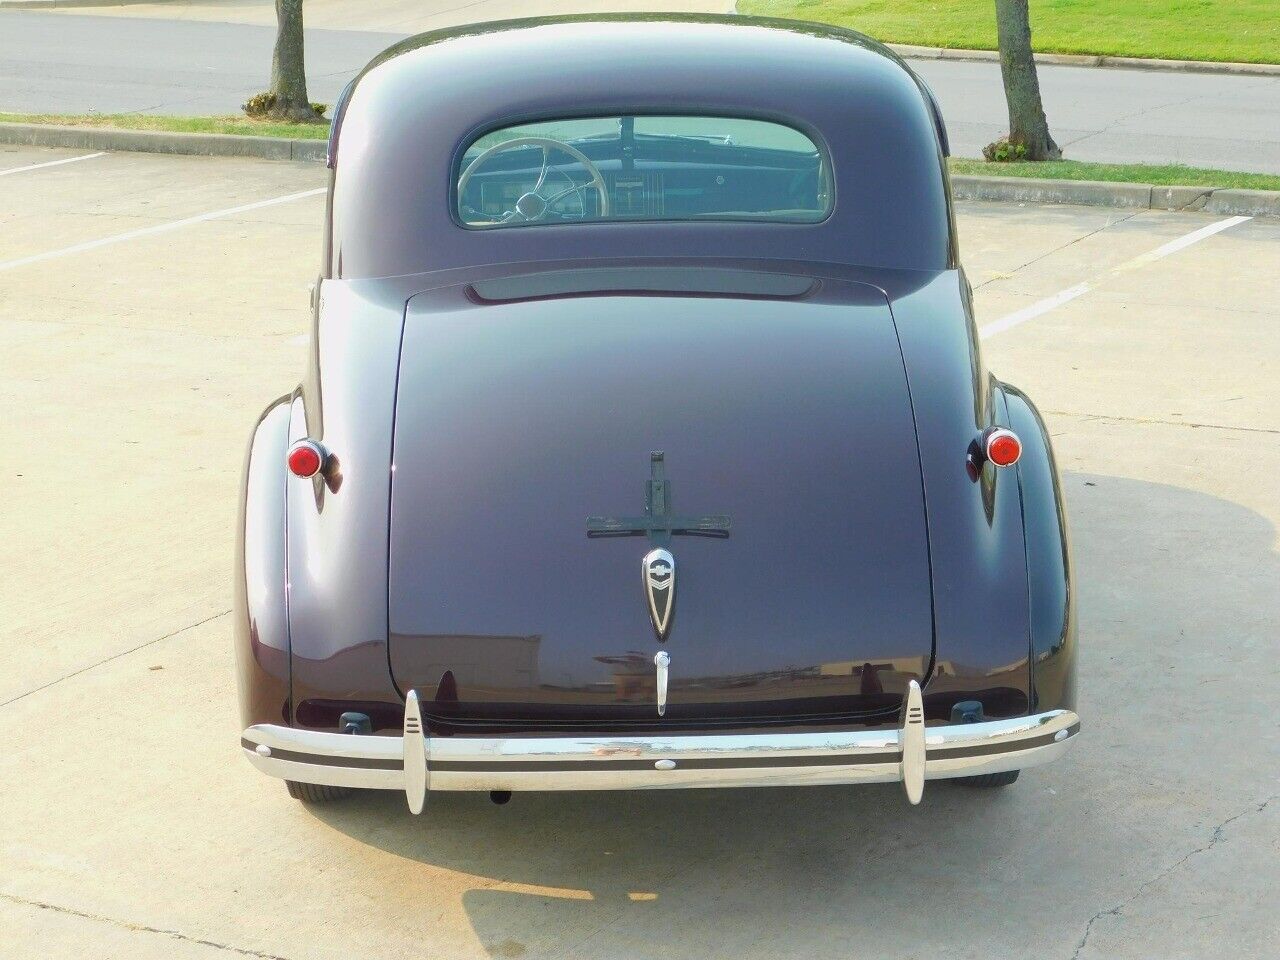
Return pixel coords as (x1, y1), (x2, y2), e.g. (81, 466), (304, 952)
(889, 270), (1032, 719)
(233, 398), (292, 729)
(285, 280), (408, 732)
(1005, 386), (1078, 714)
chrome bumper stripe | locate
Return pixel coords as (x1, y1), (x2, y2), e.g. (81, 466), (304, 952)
(239, 738), (402, 770)
(927, 722), (1080, 760)
(429, 752), (904, 773)
(422, 723), (1078, 772)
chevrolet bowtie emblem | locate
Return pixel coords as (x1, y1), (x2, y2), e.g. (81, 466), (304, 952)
(643, 548), (676, 641)
(587, 452), (731, 643)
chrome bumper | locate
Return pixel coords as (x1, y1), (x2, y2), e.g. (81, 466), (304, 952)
(242, 682), (1080, 810)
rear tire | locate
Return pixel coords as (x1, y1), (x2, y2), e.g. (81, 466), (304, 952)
(953, 770), (1019, 788)
(286, 780), (354, 803)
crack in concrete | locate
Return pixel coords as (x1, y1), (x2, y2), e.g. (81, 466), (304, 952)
(0, 306), (284, 340)
(1059, 91), (1207, 151)
(2, 892), (292, 959)
(971, 210), (1142, 290)
(1053, 293), (1276, 319)
(0, 609), (231, 710)
(1060, 74), (1279, 152)
(1068, 795), (1277, 959)
(1044, 410), (1280, 435)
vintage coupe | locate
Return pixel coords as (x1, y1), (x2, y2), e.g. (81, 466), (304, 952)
(235, 15), (1079, 810)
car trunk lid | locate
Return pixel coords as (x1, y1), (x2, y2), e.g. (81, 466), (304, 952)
(387, 274), (933, 729)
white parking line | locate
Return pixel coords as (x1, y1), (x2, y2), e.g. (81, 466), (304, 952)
(0, 152), (106, 177)
(979, 282), (1091, 339)
(0, 187), (327, 274)
(979, 215), (1252, 339)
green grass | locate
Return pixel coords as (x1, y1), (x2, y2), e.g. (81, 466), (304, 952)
(0, 112), (330, 139)
(949, 158), (1280, 191)
(739, 0), (1280, 64)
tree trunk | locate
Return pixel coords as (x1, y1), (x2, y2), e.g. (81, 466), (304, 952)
(992, 0), (1060, 159)
(270, 0), (316, 121)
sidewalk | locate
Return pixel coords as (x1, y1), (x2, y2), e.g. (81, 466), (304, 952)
(890, 43), (1280, 78)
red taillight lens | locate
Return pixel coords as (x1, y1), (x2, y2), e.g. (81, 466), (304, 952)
(287, 440), (325, 478)
(985, 428), (1022, 467)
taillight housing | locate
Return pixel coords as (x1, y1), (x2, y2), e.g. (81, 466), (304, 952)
(984, 428), (1022, 467)
(287, 439), (327, 478)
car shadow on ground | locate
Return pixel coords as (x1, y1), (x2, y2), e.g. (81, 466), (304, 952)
(300, 469), (1278, 959)
(306, 778), (999, 957)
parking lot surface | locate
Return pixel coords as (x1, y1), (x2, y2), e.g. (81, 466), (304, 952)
(1, 146), (1277, 960)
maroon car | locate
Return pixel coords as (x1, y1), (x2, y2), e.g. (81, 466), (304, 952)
(234, 14), (1080, 812)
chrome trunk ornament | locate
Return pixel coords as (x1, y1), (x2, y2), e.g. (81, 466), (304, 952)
(642, 548), (676, 641)
(654, 651), (671, 716)
(586, 452), (730, 642)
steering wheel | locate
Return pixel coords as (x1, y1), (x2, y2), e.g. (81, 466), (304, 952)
(458, 136), (610, 226)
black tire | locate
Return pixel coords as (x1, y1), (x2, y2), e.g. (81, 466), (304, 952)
(286, 780), (355, 803)
(953, 770), (1019, 788)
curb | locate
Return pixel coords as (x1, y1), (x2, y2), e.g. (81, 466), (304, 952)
(949, 175), (1280, 218)
(0, 122), (327, 163)
(887, 43), (1280, 77)
(3, 122), (1278, 218)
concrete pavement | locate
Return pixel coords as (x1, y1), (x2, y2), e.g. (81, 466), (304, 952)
(1, 144), (1277, 959)
(1, 6), (1279, 171)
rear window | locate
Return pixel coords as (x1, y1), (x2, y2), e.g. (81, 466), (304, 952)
(456, 115), (831, 229)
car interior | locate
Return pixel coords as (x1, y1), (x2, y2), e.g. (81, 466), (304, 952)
(456, 114), (832, 227)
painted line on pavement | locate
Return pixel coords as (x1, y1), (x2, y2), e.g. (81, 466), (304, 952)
(1114, 215), (1253, 268)
(979, 282), (1091, 339)
(979, 215), (1252, 339)
(0, 187), (326, 274)
(0, 151), (105, 177)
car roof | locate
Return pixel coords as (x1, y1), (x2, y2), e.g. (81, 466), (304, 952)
(327, 14), (954, 280)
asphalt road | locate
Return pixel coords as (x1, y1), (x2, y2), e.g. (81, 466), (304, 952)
(2, 9), (1280, 171)
(2, 143), (1278, 960)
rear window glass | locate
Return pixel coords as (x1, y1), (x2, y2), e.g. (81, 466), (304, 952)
(456, 115), (831, 229)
